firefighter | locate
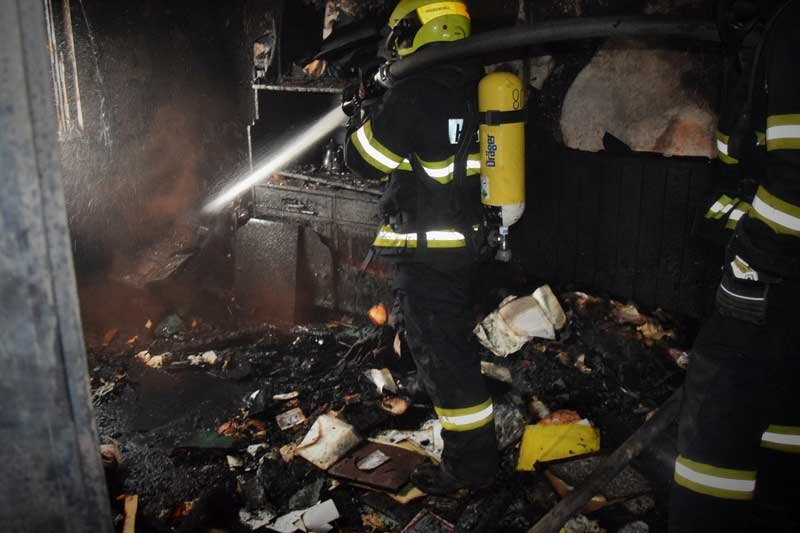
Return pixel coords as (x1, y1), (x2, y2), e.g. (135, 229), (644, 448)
(343, 0), (497, 494)
(670, 1), (800, 531)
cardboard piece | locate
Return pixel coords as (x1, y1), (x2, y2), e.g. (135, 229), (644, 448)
(329, 442), (426, 492)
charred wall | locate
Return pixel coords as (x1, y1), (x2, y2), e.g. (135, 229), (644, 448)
(516, 145), (721, 320)
(57, 0), (251, 274)
(51, 0), (279, 336)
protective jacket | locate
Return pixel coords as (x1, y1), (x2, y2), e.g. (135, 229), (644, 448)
(345, 63), (484, 268)
(704, 0), (800, 275)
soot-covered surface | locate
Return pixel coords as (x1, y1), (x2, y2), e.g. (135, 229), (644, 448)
(89, 291), (688, 533)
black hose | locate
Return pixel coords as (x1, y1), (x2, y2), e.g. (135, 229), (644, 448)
(386, 16), (719, 82)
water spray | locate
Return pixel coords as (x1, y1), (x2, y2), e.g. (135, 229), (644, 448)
(203, 105), (347, 214)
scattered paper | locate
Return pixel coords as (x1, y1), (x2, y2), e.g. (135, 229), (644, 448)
(268, 499), (339, 533)
(296, 414), (361, 470)
(637, 321), (673, 344)
(135, 350), (167, 368)
(388, 484), (426, 504)
(480, 361), (513, 383)
(574, 354), (593, 374)
(380, 397), (409, 416)
(227, 455), (244, 469)
(533, 285), (567, 329)
(280, 443), (297, 462)
(247, 444), (267, 456)
(365, 368), (398, 394)
(274, 391), (300, 401)
(610, 302), (646, 325)
(356, 449), (391, 471)
(240, 508), (276, 530)
(474, 286), (567, 357)
(529, 396), (552, 420)
(374, 419), (444, 462)
(188, 351), (218, 366)
(667, 348), (690, 369)
(276, 408), (307, 431)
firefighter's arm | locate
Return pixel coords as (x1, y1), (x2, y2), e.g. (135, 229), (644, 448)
(735, 5), (800, 278)
(715, 9), (800, 325)
(344, 86), (419, 180)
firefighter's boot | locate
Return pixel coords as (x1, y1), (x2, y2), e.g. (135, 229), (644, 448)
(410, 463), (493, 496)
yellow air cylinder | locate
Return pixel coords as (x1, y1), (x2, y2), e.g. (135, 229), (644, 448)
(478, 72), (525, 229)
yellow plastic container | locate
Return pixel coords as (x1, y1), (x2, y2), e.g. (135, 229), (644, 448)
(516, 422), (601, 472)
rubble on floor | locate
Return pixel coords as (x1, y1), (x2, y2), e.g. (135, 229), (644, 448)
(88, 290), (689, 532)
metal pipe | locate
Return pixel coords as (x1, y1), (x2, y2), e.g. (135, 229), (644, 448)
(528, 388), (683, 533)
(386, 16), (719, 82)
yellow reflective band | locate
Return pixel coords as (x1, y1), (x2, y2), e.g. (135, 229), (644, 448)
(362, 121), (403, 163)
(674, 456), (756, 501)
(762, 425), (800, 453)
(725, 202), (751, 230)
(419, 156), (455, 182)
(410, 154), (482, 184)
(705, 195), (738, 220)
(750, 186), (800, 236)
(467, 153), (481, 176)
(351, 121), (404, 174)
(756, 131), (766, 147)
(767, 114), (800, 151)
(715, 131), (739, 165)
(351, 130), (391, 174)
(425, 229), (466, 248)
(373, 225), (417, 248)
(417, 2), (469, 24)
(435, 399), (493, 432)
(372, 226), (466, 249)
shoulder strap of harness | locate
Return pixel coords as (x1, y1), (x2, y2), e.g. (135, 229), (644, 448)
(728, 0), (794, 159)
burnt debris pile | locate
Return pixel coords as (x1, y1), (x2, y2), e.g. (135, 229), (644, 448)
(89, 290), (689, 533)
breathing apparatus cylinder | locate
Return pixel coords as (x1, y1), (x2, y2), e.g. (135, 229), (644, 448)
(478, 71), (526, 261)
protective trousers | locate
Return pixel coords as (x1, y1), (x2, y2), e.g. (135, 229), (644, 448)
(669, 309), (800, 533)
(395, 261), (498, 483)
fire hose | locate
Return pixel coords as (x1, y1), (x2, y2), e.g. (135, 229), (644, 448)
(379, 16), (719, 84)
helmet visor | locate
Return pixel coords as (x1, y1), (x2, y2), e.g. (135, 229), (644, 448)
(386, 11), (423, 55)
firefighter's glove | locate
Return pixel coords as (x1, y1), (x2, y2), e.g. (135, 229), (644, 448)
(341, 82), (361, 118)
(715, 253), (780, 326)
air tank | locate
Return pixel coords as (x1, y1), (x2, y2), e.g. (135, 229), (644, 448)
(478, 71), (526, 260)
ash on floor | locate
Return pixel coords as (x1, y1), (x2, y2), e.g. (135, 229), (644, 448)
(89, 291), (688, 533)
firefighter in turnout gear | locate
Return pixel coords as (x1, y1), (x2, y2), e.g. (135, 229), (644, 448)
(344, 0), (497, 494)
(670, 1), (800, 531)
